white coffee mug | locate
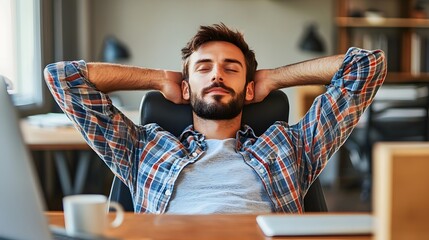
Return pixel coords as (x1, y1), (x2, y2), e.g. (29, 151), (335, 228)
(63, 194), (124, 235)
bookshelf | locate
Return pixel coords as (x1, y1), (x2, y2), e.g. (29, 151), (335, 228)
(336, 0), (429, 83)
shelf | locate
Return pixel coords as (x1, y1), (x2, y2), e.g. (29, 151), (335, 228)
(385, 72), (429, 84)
(336, 17), (429, 28)
(336, 0), (429, 85)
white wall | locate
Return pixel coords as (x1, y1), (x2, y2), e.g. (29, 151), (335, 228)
(88, 0), (335, 123)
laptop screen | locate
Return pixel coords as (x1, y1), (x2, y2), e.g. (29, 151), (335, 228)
(0, 80), (52, 239)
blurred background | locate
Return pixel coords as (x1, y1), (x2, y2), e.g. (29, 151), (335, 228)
(1, 0), (429, 212)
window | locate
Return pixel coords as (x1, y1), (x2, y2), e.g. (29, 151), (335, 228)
(0, 0), (43, 108)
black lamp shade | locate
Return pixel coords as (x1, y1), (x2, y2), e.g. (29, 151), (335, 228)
(102, 36), (130, 62)
(299, 24), (325, 53)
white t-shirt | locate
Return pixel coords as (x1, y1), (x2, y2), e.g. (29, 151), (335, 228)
(166, 138), (273, 214)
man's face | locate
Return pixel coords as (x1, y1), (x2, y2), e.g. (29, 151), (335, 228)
(182, 41), (254, 120)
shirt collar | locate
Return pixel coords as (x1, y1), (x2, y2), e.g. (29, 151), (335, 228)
(236, 124), (257, 149)
(179, 125), (206, 150)
(179, 124), (257, 149)
(179, 125), (203, 141)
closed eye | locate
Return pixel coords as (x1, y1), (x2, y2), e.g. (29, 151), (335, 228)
(224, 61), (241, 73)
(196, 65), (212, 72)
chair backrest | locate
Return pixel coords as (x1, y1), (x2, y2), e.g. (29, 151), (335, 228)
(109, 90), (327, 212)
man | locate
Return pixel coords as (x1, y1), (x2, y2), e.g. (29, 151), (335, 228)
(44, 23), (386, 214)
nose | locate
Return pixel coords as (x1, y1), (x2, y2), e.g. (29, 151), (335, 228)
(211, 65), (223, 82)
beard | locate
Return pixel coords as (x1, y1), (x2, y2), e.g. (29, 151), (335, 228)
(189, 82), (246, 120)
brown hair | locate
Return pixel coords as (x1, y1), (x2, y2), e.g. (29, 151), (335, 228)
(181, 23), (257, 83)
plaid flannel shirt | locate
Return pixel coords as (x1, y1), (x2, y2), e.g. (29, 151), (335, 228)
(44, 47), (386, 213)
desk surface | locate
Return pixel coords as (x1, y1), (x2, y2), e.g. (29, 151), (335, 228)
(47, 212), (371, 240)
(21, 110), (139, 151)
(21, 120), (89, 150)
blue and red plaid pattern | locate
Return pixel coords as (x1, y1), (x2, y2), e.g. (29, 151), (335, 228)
(44, 47), (386, 213)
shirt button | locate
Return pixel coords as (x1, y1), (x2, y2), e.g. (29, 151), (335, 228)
(165, 189), (172, 196)
(191, 152), (198, 157)
(259, 168), (264, 174)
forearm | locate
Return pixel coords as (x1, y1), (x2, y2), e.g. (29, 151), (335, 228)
(269, 54), (344, 89)
(87, 62), (171, 93)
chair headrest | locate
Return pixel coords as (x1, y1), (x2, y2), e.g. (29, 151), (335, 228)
(140, 90), (289, 137)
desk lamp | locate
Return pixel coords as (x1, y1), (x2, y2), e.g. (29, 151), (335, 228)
(299, 24), (325, 53)
(102, 36), (130, 63)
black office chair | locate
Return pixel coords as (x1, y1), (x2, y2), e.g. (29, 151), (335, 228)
(109, 90), (327, 212)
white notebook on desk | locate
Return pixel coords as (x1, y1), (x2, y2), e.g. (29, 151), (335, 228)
(256, 214), (374, 237)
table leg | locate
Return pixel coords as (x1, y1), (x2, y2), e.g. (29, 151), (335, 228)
(54, 151), (72, 195)
(54, 150), (92, 195)
(73, 151), (91, 194)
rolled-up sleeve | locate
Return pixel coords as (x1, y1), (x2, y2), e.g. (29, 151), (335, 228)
(292, 47), (387, 187)
(44, 61), (142, 186)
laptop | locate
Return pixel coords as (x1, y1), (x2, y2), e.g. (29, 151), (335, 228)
(0, 79), (113, 239)
(257, 212), (373, 236)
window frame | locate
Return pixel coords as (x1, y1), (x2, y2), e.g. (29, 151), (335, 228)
(2, 0), (53, 116)
(12, 0), (52, 116)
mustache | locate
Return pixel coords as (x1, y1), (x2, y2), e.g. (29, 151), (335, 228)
(202, 82), (235, 95)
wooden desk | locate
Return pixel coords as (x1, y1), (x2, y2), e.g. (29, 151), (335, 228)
(21, 120), (90, 151)
(21, 120), (92, 196)
(47, 212), (371, 240)
(21, 110), (139, 151)
(21, 110), (139, 196)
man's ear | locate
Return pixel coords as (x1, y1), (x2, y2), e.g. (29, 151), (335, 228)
(245, 81), (255, 102)
(182, 80), (190, 101)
